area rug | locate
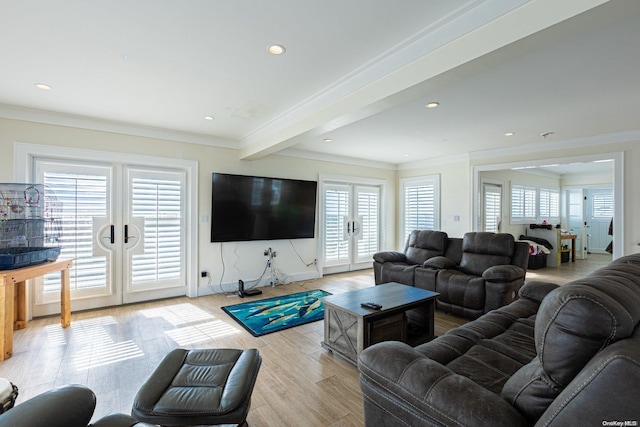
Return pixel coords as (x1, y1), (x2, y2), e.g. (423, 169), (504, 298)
(222, 289), (331, 337)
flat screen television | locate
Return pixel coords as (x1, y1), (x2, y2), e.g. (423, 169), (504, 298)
(210, 173), (318, 242)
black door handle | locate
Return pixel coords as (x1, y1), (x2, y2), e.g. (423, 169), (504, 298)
(110, 224), (115, 244)
(124, 224), (129, 244)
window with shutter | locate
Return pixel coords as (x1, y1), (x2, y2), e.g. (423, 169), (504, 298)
(483, 183), (501, 232)
(401, 175), (440, 244)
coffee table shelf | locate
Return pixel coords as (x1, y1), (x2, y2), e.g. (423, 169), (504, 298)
(321, 282), (439, 364)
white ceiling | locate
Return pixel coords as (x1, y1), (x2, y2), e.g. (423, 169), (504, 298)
(1, 0), (637, 174)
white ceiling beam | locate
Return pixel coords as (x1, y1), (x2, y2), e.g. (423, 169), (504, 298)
(239, 0), (608, 160)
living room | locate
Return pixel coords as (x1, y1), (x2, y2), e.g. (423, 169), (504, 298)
(1, 1), (640, 425)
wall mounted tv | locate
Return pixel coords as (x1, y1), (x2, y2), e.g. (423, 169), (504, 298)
(210, 173), (318, 242)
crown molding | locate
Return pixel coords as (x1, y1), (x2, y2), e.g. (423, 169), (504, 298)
(276, 148), (396, 170)
(0, 103), (237, 149)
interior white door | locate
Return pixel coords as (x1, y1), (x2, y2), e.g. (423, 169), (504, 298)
(585, 188), (613, 254)
(32, 160), (187, 315)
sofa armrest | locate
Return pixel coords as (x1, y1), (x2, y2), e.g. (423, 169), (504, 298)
(358, 341), (528, 427)
(518, 280), (559, 303)
(373, 251), (407, 264)
(0, 384), (96, 427)
(423, 255), (457, 269)
(482, 265), (525, 282)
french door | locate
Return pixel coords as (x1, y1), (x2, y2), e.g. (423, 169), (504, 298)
(32, 159), (188, 315)
(322, 181), (381, 274)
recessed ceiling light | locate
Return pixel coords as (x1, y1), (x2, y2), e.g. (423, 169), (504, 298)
(34, 83), (52, 91)
(403, 154), (410, 157)
(204, 116), (215, 121)
(323, 138), (333, 143)
(425, 102), (439, 108)
(504, 132), (515, 137)
(267, 44), (286, 55)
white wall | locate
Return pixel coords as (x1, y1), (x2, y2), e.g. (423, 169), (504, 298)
(0, 117), (396, 294)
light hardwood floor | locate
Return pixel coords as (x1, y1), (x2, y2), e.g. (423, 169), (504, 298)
(1, 254), (611, 426)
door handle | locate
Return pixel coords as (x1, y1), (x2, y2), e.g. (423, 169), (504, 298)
(124, 224), (137, 244)
(101, 224), (115, 244)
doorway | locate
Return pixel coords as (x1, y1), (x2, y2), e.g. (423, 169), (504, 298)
(14, 143), (198, 318)
(320, 176), (384, 275)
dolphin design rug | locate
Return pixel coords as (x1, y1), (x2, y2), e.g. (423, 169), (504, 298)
(222, 289), (331, 337)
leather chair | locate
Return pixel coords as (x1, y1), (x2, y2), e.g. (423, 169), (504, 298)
(0, 384), (152, 427)
(428, 232), (529, 319)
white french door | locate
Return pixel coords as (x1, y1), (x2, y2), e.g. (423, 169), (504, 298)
(322, 181), (381, 274)
(32, 159), (187, 315)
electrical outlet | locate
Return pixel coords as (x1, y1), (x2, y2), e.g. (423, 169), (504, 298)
(201, 271), (208, 278)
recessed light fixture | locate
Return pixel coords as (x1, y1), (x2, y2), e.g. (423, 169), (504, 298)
(267, 44), (286, 55)
(425, 102), (439, 109)
(323, 138), (333, 143)
(504, 132), (515, 137)
(204, 116), (215, 121)
(34, 83), (52, 91)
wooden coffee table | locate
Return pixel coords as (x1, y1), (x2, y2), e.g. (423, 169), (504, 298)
(321, 282), (439, 364)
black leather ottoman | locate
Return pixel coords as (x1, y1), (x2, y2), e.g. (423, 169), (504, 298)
(132, 348), (261, 426)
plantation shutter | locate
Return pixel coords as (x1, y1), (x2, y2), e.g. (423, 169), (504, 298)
(511, 184), (536, 222)
(483, 183), (502, 232)
(539, 188), (560, 220)
(130, 178), (182, 283)
(592, 192), (613, 218)
(43, 172), (108, 291)
(323, 185), (349, 262)
(356, 186), (379, 260)
(402, 176), (439, 243)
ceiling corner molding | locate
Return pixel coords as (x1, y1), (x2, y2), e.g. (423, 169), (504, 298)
(276, 148), (396, 170)
(397, 152), (471, 171)
(469, 129), (640, 161)
(0, 103), (238, 149)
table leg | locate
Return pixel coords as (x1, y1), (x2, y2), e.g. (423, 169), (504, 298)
(14, 280), (27, 330)
(61, 267), (71, 328)
(572, 239), (576, 262)
(2, 283), (14, 360)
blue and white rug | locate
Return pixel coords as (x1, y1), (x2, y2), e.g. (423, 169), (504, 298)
(222, 289), (330, 337)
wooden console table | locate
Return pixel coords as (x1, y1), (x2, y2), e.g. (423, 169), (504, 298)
(0, 259), (73, 360)
(559, 234), (577, 263)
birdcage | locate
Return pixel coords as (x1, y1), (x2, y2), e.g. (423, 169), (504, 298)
(0, 184), (62, 269)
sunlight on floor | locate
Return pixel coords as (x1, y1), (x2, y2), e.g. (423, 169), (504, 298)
(139, 303), (215, 326)
(74, 340), (144, 370)
(164, 320), (240, 346)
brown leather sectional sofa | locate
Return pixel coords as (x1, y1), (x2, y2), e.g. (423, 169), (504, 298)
(373, 230), (529, 319)
(358, 253), (640, 426)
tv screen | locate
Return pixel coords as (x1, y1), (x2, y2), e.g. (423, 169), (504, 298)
(211, 173), (317, 242)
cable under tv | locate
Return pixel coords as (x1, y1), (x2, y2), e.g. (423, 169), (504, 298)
(238, 279), (262, 298)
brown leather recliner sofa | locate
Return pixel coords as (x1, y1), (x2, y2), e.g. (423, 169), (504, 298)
(358, 254), (640, 426)
(373, 230), (529, 319)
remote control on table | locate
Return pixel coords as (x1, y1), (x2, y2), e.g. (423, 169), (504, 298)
(361, 302), (382, 310)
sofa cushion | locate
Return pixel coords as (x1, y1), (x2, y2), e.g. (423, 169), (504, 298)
(501, 258), (640, 421)
(380, 263), (417, 285)
(423, 255), (457, 269)
(436, 270), (485, 311)
(405, 230), (448, 265)
(460, 233), (514, 276)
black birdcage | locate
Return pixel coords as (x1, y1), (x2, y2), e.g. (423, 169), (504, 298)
(0, 184), (62, 269)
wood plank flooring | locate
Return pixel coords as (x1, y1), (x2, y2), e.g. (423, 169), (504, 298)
(0, 254), (611, 426)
